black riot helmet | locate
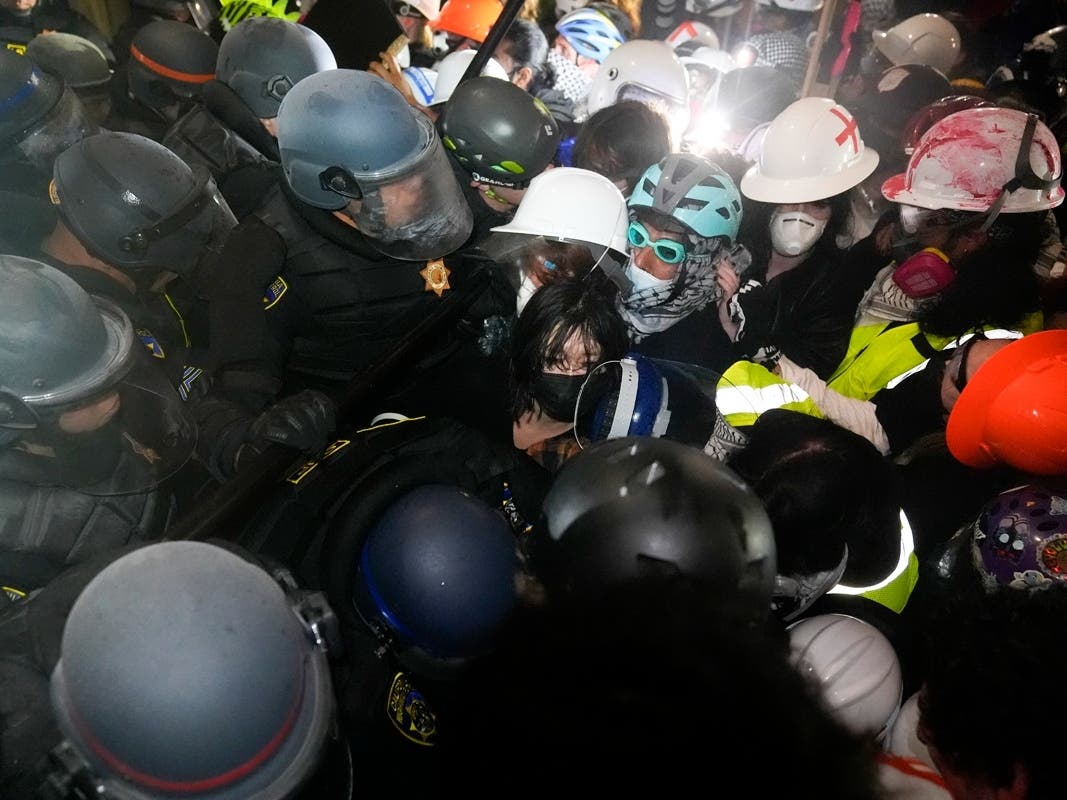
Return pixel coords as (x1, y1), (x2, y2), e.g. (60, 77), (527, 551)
(0, 256), (196, 493)
(51, 131), (237, 278)
(438, 76), (561, 189)
(530, 437), (777, 612)
(340, 483), (521, 675)
(26, 32), (112, 92)
(276, 69), (473, 260)
(216, 17), (337, 119)
(127, 20), (218, 110)
(0, 48), (98, 173)
(47, 541), (339, 800)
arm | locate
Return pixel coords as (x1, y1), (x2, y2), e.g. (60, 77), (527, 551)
(777, 356), (891, 455)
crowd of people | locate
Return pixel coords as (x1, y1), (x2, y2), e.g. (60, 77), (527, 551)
(2, 0), (1067, 796)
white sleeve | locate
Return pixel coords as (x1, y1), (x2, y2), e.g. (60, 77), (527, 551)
(777, 356), (892, 455)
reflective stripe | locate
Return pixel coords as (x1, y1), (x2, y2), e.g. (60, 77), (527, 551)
(716, 382), (813, 416)
(829, 509), (916, 609)
(882, 329), (1025, 390)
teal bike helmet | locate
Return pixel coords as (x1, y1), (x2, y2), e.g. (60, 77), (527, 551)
(628, 153), (743, 243)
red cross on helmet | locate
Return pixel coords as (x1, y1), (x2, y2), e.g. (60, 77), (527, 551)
(740, 96), (880, 203)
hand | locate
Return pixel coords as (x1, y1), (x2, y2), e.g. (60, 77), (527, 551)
(369, 51), (420, 108)
(716, 265), (741, 341)
(246, 390), (336, 455)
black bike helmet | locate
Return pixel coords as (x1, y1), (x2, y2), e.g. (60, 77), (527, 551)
(439, 76), (561, 188)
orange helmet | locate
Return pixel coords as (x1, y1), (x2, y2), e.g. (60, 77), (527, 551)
(947, 330), (1067, 476)
(430, 0), (503, 43)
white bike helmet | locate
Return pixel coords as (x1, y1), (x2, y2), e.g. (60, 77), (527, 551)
(586, 39), (690, 131)
(882, 107), (1064, 216)
(430, 49), (508, 105)
(872, 13), (961, 76)
(787, 613), (903, 740)
(756, 0), (823, 10)
(740, 97), (880, 203)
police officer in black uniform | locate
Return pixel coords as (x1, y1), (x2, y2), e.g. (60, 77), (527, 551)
(43, 130), (337, 481)
(0, 256), (197, 593)
(162, 16), (337, 216)
(249, 69), (513, 430)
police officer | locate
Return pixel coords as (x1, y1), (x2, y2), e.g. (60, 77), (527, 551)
(162, 17), (337, 215)
(0, 540), (351, 798)
(251, 69), (511, 421)
(0, 256), (197, 592)
(44, 131), (337, 480)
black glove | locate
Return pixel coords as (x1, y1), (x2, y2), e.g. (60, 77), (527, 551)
(245, 390), (336, 456)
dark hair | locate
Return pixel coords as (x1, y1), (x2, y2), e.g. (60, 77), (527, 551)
(439, 574), (883, 793)
(917, 586), (1067, 799)
(740, 191), (853, 272)
(728, 409), (901, 583)
(508, 275), (627, 421)
(573, 101), (672, 196)
(918, 209), (1044, 337)
(497, 17), (548, 83)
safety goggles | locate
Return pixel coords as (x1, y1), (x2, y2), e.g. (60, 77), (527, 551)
(627, 220), (689, 265)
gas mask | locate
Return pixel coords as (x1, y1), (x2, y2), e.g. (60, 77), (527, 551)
(769, 209), (827, 256)
(892, 247), (954, 299)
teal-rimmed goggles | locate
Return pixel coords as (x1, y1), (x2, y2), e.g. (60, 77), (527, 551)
(627, 220), (689, 265)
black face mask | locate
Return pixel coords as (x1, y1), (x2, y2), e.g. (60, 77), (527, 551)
(531, 373), (588, 423)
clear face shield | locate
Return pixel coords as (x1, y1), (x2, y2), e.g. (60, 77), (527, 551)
(481, 232), (627, 311)
(22, 341), (196, 497)
(8, 87), (99, 173)
(330, 115), (474, 261)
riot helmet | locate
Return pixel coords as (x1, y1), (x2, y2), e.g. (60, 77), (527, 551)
(277, 69), (473, 260)
(970, 484), (1067, 592)
(439, 76), (560, 188)
(48, 542), (338, 800)
(216, 17), (337, 119)
(0, 256), (195, 494)
(51, 132), (238, 279)
(0, 48), (98, 173)
(127, 20), (218, 111)
(531, 436), (776, 609)
(345, 484), (522, 673)
(26, 32), (111, 91)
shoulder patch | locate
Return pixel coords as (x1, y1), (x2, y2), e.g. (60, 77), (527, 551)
(136, 328), (165, 359)
(263, 276), (288, 309)
(386, 671), (437, 746)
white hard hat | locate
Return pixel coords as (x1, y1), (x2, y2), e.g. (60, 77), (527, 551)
(555, 0), (588, 18)
(666, 19), (720, 52)
(400, 0), (441, 20)
(402, 66), (438, 106)
(884, 691), (935, 768)
(872, 13), (961, 75)
(491, 167), (629, 254)
(586, 39), (690, 128)
(787, 613), (903, 739)
(882, 107), (1064, 214)
(430, 49), (508, 105)
(740, 97), (880, 203)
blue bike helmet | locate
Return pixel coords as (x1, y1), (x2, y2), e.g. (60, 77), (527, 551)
(555, 7), (624, 63)
(628, 153), (743, 243)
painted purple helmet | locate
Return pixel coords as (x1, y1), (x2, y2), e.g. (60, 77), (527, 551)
(971, 485), (1067, 591)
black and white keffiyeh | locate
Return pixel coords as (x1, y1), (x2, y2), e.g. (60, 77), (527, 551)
(618, 239), (753, 340)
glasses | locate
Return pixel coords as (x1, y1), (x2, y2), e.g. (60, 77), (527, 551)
(627, 220), (689, 265)
(950, 333), (986, 394)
